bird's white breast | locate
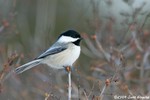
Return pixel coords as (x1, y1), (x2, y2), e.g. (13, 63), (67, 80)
(42, 44), (81, 69)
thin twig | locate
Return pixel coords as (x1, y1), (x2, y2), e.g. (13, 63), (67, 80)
(140, 48), (150, 94)
(68, 71), (72, 100)
(87, 80), (97, 98)
(140, 13), (150, 30)
(95, 34), (111, 62)
(65, 66), (72, 100)
(44, 92), (50, 100)
(83, 89), (89, 100)
(131, 31), (143, 52)
(84, 37), (103, 58)
(100, 85), (106, 100)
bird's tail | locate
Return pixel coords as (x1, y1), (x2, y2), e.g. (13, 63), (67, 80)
(15, 59), (41, 74)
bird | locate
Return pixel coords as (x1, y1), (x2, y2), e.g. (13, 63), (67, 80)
(15, 30), (82, 74)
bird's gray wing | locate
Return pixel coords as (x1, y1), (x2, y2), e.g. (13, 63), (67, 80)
(36, 45), (67, 59)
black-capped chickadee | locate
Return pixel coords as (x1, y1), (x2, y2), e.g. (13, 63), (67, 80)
(15, 30), (82, 74)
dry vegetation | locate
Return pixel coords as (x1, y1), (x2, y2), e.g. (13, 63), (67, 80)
(0, 0), (150, 100)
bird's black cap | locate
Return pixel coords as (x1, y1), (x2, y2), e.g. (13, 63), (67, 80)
(59, 30), (82, 39)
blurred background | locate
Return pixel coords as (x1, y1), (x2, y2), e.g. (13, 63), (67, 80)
(0, 0), (150, 100)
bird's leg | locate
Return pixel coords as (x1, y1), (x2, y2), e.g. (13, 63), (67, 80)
(65, 66), (72, 100)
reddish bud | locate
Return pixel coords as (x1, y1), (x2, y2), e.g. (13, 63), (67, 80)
(105, 79), (111, 87)
(91, 34), (97, 40)
(2, 19), (9, 27)
(143, 30), (150, 36)
(136, 53), (142, 60)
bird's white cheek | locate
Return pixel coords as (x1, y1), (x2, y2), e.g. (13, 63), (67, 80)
(58, 36), (79, 43)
